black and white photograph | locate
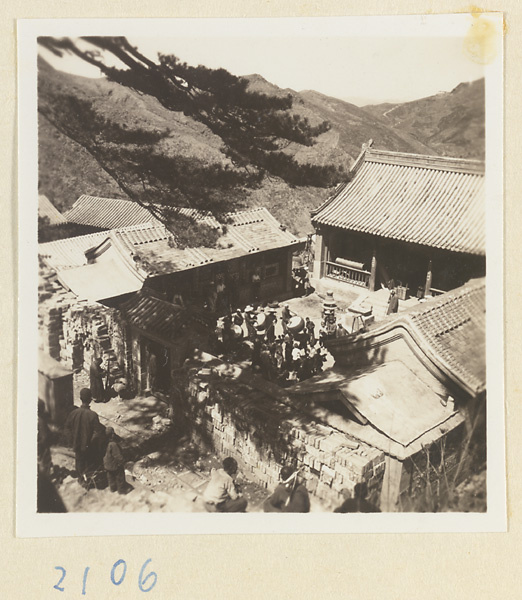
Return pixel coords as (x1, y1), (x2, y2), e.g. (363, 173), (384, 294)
(18, 14), (504, 533)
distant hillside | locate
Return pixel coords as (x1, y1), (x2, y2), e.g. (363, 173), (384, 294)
(244, 74), (435, 168)
(38, 57), (485, 237)
(362, 79), (485, 159)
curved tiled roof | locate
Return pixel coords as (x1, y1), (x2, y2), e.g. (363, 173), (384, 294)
(64, 195), (163, 229)
(41, 205), (300, 285)
(312, 149), (485, 256)
(38, 223), (161, 270)
(38, 195), (67, 225)
(328, 277), (486, 397)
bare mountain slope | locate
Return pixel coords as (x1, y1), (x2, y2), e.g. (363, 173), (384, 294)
(362, 79), (485, 159)
(38, 57), (485, 237)
(245, 74), (435, 168)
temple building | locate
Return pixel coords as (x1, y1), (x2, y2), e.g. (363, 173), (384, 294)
(40, 200), (302, 308)
(311, 144), (485, 299)
(289, 277), (486, 511)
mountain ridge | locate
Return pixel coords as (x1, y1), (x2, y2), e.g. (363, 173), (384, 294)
(38, 57), (485, 236)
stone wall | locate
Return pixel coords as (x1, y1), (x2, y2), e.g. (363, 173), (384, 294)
(183, 363), (385, 509)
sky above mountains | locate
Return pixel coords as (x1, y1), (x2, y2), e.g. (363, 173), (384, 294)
(38, 16), (487, 106)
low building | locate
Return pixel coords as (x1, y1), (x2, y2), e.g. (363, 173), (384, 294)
(311, 144), (485, 298)
(289, 278), (486, 511)
(38, 194), (67, 225)
(40, 204), (303, 307)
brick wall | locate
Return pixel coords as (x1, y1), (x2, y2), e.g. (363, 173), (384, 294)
(183, 366), (385, 509)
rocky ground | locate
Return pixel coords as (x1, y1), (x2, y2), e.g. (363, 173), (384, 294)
(51, 369), (273, 512)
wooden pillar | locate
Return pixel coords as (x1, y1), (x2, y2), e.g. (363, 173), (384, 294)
(285, 250), (293, 293)
(369, 248), (377, 292)
(380, 455), (403, 512)
(313, 228), (327, 279)
(424, 259), (433, 297)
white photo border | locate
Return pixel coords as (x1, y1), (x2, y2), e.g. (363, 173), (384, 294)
(17, 14), (506, 537)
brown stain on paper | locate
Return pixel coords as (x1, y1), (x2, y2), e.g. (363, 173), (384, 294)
(463, 7), (501, 65)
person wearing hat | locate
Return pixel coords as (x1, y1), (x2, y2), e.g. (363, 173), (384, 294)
(64, 388), (104, 488)
(263, 465), (310, 513)
(103, 427), (128, 494)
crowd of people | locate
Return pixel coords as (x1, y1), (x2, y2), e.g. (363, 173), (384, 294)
(214, 302), (330, 385)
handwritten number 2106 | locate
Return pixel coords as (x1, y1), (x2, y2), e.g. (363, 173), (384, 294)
(53, 559), (157, 593)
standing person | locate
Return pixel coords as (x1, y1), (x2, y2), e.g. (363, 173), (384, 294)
(244, 306), (257, 341)
(283, 334), (293, 370)
(274, 339), (284, 372)
(103, 427), (128, 494)
(305, 317), (316, 345)
(387, 289), (399, 315)
(147, 352), (158, 393)
(251, 268), (262, 303)
(64, 388), (104, 488)
(263, 465), (310, 513)
(89, 357), (105, 402)
(203, 457), (248, 512)
(265, 308), (277, 343)
(281, 303), (292, 333)
(37, 400), (53, 478)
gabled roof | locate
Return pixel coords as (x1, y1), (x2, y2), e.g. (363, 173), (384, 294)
(39, 207), (299, 300)
(85, 207), (300, 277)
(56, 259), (144, 302)
(64, 195), (163, 229)
(119, 290), (188, 339)
(328, 277), (486, 397)
(118, 289), (214, 340)
(39, 195), (67, 225)
(312, 148), (485, 255)
(39, 223), (161, 270)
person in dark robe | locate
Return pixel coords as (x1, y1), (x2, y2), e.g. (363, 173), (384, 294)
(244, 307), (257, 341)
(89, 357), (105, 402)
(281, 303), (293, 333)
(263, 465), (310, 513)
(103, 427), (128, 494)
(334, 482), (381, 513)
(259, 344), (276, 381)
(283, 335), (293, 371)
(305, 317), (316, 345)
(64, 388), (104, 488)
(37, 473), (67, 513)
(147, 352), (157, 393)
(265, 309), (277, 344)
(251, 337), (262, 370)
(387, 289), (399, 315)
(251, 268), (262, 303)
(37, 399), (52, 478)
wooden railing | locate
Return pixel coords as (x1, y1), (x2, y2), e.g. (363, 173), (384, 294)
(325, 261), (370, 288)
(429, 287), (445, 297)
